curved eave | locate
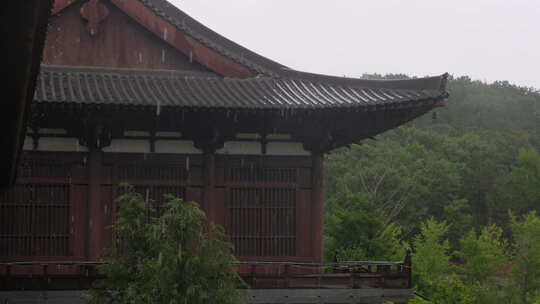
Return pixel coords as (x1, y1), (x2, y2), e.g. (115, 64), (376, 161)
(35, 65), (449, 112)
(281, 70), (449, 91)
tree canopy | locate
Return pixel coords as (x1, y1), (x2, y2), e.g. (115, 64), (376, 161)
(89, 185), (244, 304)
(325, 75), (540, 303)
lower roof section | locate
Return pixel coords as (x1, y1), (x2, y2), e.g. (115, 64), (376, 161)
(35, 65), (448, 111)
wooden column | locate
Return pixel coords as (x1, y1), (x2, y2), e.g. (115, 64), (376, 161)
(202, 152), (216, 224)
(87, 150), (105, 259)
(311, 152), (325, 262)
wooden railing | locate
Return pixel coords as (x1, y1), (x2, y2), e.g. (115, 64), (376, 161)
(0, 257), (411, 291)
(235, 259), (411, 289)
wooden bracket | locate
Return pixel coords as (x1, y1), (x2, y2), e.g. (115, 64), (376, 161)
(78, 119), (111, 150)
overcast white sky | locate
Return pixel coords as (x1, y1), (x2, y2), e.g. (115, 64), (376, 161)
(172, 0), (539, 89)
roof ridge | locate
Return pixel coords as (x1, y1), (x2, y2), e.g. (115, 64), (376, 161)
(137, 0), (449, 89)
(136, 0), (289, 76)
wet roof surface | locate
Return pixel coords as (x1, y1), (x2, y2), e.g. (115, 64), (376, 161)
(35, 65), (448, 110)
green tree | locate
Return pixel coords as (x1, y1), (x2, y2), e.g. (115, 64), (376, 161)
(326, 131), (466, 241)
(411, 218), (480, 304)
(411, 218), (450, 293)
(325, 193), (406, 261)
(507, 212), (540, 304)
(426, 277), (479, 304)
(512, 148), (540, 212)
(322, 74), (540, 304)
(456, 225), (509, 284)
(89, 185), (244, 304)
(442, 199), (473, 248)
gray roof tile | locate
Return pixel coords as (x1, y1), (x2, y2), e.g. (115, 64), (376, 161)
(34, 65), (448, 110)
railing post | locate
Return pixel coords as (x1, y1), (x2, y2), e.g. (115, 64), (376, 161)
(251, 264), (256, 288)
(349, 272), (355, 289)
(404, 248), (412, 289)
(77, 264), (83, 289)
(42, 264), (49, 293)
(6, 264), (12, 290)
(284, 264), (290, 288)
(332, 250), (339, 273)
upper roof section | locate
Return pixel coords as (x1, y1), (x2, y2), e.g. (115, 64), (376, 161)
(135, 0), (290, 76)
(50, 0), (448, 90)
(35, 65), (448, 110)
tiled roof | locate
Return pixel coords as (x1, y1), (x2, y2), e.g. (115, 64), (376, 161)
(137, 0), (450, 90)
(137, 0), (289, 76)
(123, 0), (451, 89)
(35, 65), (449, 110)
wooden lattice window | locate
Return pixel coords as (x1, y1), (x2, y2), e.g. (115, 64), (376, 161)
(0, 185), (71, 256)
(228, 188), (296, 257)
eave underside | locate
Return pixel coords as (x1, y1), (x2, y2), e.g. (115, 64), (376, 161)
(30, 102), (437, 153)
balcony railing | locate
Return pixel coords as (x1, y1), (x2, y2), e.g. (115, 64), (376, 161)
(0, 254), (411, 291)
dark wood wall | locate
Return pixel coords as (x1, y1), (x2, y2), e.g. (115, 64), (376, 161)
(43, 0), (210, 72)
(0, 151), (324, 263)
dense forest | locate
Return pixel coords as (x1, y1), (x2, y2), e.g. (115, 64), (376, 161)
(324, 76), (540, 303)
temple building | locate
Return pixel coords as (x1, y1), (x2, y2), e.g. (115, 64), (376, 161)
(0, 0), (448, 303)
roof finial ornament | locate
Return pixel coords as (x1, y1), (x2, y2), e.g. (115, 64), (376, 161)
(80, 0), (109, 37)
